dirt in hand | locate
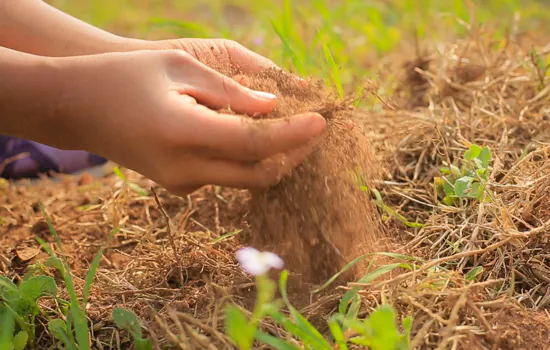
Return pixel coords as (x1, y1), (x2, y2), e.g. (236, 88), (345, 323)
(226, 68), (386, 286)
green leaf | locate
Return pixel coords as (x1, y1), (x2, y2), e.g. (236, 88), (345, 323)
(0, 308), (15, 345)
(254, 330), (299, 350)
(467, 182), (483, 200)
(0, 276), (18, 301)
(112, 308), (152, 350)
(478, 146), (492, 169)
(442, 196), (456, 206)
(365, 305), (400, 350)
(464, 144), (482, 161)
(0, 344), (13, 350)
(19, 276), (57, 301)
(454, 176), (474, 197)
(224, 305), (254, 350)
(450, 165), (461, 178)
(12, 331), (28, 350)
(465, 266), (484, 281)
(134, 338), (153, 350)
(328, 318), (348, 350)
(48, 319), (77, 350)
(113, 308), (143, 338)
(442, 179), (455, 196)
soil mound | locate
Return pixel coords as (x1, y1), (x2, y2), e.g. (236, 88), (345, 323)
(231, 69), (386, 285)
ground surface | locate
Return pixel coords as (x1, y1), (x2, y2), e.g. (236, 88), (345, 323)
(3, 1), (550, 349)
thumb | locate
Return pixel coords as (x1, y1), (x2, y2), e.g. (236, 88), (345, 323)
(182, 60), (277, 116)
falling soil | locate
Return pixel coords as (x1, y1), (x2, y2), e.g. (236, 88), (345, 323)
(225, 68), (387, 286)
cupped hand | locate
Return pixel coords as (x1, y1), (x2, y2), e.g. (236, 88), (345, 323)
(141, 38), (292, 77)
(47, 49), (325, 195)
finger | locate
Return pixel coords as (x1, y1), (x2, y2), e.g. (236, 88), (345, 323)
(226, 44), (308, 85)
(176, 60), (278, 115)
(184, 106), (326, 162)
(177, 137), (321, 190)
(224, 41), (279, 73)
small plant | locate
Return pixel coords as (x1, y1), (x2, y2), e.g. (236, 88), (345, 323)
(434, 144), (492, 206)
(224, 247), (412, 350)
(112, 308), (153, 350)
(34, 204), (122, 350)
(0, 275), (57, 350)
(113, 166), (148, 196)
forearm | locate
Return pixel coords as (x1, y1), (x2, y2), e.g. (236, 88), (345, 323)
(0, 46), (62, 143)
(0, 0), (146, 56)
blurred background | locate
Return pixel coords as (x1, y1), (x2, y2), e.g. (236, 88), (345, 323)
(45, 0), (550, 97)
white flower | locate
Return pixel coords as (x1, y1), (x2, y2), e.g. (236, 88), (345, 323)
(235, 247), (284, 276)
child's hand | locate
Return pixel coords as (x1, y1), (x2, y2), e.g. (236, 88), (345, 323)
(46, 49), (325, 195)
(129, 38), (305, 82)
(147, 38), (279, 74)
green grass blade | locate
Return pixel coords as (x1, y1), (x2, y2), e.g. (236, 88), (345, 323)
(38, 204), (90, 350)
(339, 263), (412, 315)
(313, 252), (422, 294)
(270, 19), (305, 75)
(83, 226), (121, 305)
(279, 271), (332, 350)
(71, 307), (90, 350)
(346, 295), (362, 319)
(265, 308), (328, 349)
(210, 229), (242, 244)
(312, 254), (370, 294)
(321, 38), (344, 98)
(254, 330), (299, 350)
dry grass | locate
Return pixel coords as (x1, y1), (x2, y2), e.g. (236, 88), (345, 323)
(2, 19), (550, 350)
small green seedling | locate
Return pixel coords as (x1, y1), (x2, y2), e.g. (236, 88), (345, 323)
(113, 166), (148, 196)
(0, 275), (57, 350)
(112, 308), (153, 350)
(224, 262), (414, 350)
(434, 144), (492, 206)
(35, 204), (120, 350)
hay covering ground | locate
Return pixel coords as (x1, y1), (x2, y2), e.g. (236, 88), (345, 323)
(1, 26), (550, 349)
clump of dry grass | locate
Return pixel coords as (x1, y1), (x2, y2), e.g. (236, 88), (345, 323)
(359, 25), (550, 348)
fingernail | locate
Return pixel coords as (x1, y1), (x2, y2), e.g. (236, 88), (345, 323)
(253, 91), (277, 100)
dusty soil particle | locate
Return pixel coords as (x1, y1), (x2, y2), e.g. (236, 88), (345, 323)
(224, 68), (388, 286)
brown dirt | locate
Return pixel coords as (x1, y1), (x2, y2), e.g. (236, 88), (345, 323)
(462, 308), (550, 350)
(230, 69), (387, 286)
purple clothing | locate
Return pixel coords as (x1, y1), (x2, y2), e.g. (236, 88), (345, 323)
(0, 135), (107, 179)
